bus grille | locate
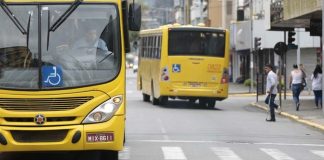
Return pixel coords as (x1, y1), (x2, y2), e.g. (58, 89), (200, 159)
(11, 130), (68, 142)
(0, 97), (93, 111)
(5, 117), (76, 122)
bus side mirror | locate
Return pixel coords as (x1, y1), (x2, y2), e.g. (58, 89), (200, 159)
(129, 3), (141, 31)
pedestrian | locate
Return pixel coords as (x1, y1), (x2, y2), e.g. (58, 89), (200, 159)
(264, 64), (279, 122)
(311, 65), (322, 108)
(289, 64), (303, 111)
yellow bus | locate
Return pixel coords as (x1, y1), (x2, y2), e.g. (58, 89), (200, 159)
(137, 24), (229, 108)
(0, 0), (140, 158)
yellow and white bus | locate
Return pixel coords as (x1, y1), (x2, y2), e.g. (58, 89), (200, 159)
(0, 0), (140, 159)
(137, 24), (229, 108)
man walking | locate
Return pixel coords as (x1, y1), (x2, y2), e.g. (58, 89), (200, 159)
(264, 64), (279, 122)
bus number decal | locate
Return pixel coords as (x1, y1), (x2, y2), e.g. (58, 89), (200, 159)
(172, 64), (181, 73)
(208, 64), (221, 73)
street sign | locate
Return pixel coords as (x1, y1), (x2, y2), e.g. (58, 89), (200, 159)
(274, 42), (287, 56)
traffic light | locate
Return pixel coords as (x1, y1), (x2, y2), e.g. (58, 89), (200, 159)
(254, 37), (261, 51)
(288, 31), (296, 44)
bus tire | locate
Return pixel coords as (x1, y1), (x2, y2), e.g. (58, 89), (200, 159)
(101, 150), (118, 160)
(152, 97), (159, 105)
(159, 96), (168, 105)
(206, 99), (216, 108)
(143, 93), (150, 102)
(151, 82), (159, 105)
(199, 98), (207, 107)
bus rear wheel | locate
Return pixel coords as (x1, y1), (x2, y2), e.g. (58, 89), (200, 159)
(159, 96), (168, 105)
(143, 93), (150, 102)
(199, 98), (216, 108)
(206, 99), (216, 108)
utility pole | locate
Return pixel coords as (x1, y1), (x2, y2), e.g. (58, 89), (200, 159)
(222, 0), (226, 28)
(250, 0), (254, 93)
(200, 0), (203, 23)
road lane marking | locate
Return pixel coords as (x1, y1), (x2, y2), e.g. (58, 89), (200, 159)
(211, 147), (242, 160)
(119, 146), (130, 159)
(157, 118), (169, 140)
(260, 148), (295, 160)
(162, 146), (187, 160)
(311, 150), (324, 158)
(128, 139), (324, 147)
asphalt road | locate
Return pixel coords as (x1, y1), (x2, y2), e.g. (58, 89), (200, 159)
(1, 69), (324, 160)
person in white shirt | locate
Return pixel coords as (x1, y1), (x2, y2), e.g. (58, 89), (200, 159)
(311, 65), (322, 108)
(264, 64), (279, 122)
(289, 64), (304, 111)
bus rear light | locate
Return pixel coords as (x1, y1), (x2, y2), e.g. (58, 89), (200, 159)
(221, 68), (229, 84)
(161, 67), (169, 81)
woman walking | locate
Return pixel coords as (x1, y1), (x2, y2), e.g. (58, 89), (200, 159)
(311, 65), (322, 108)
(289, 64), (304, 111)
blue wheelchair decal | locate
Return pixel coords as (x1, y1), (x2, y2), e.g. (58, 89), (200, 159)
(172, 64), (181, 73)
(42, 66), (63, 87)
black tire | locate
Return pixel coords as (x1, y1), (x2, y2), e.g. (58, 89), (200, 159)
(206, 99), (216, 108)
(151, 82), (159, 105)
(152, 97), (159, 105)
(199, 98), (207, 107)
(143, 93), (150, 102)
(159, 96), (168, 105)
(77, 151), (101, 160)
(100, 150), (118, 160)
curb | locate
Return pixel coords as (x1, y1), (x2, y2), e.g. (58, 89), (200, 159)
(251, 102), (324, 131)
(229, 93), (256, 97)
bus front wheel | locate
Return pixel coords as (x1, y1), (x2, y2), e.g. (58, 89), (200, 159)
(101, 151), (118, 160)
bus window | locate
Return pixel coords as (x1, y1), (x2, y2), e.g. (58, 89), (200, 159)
(168, 30), (225, 57)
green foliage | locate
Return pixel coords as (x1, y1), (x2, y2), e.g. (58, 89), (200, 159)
(244, 79), (256, 87)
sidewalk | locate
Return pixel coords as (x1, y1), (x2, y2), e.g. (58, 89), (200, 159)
(251, 91), (324, 131)
(229, 83), (324, 131)
(228, 83), (255, 95)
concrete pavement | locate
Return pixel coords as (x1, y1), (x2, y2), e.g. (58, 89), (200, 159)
(229, 83), (324, 131)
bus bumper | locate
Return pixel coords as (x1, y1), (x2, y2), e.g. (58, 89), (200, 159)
(162, 86), (228, 99)
(0, 115), (124, 152)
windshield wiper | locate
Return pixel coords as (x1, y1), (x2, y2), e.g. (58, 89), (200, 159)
(48, 0), (82, 32)
(0, 0), (27, 34)
(27, 13), (31, 48)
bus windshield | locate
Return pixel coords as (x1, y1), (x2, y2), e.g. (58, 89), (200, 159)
(0, 4), (120, 90)
(168, 29), (225, 57)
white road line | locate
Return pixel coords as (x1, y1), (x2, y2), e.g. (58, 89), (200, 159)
(162, 146), (187, 160)
(211, 147), (242, 160)
(311, 150), (324, 158)
(157, 118), (169, 140)
(129, 139), (324, 147)
(260, 148), (295, 160)
(119, 146), (130, 159)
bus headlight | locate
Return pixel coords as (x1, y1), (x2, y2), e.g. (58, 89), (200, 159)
(82, 95), (123, 124)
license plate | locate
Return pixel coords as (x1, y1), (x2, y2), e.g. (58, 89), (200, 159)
(188, 82), (201, 87)
(86, 132), (114, 142)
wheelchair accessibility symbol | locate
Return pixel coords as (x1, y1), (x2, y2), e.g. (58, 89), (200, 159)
(42, 66), (63, 87)
(172, 64), (181, 73)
